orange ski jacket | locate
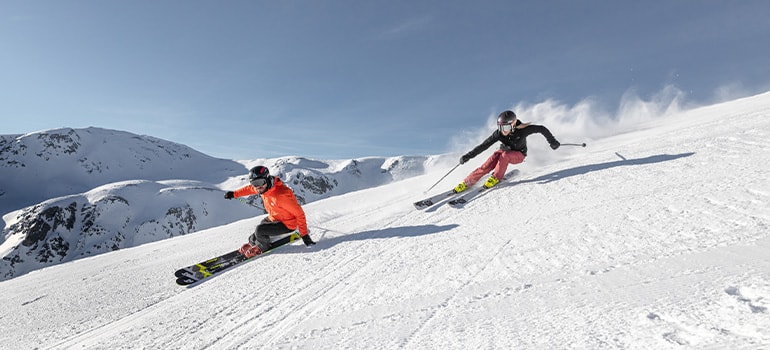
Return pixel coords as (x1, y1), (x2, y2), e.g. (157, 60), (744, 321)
(232, 177), (309, 236)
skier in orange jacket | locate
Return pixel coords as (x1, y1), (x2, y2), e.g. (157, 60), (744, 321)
(224, 165), (315, 257)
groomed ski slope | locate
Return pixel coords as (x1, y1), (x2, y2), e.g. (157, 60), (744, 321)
(3, 92), (770, 349)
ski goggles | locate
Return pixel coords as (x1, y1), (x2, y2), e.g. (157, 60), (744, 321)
(499, 124), (514, 132)
(250, 178), (268, 187)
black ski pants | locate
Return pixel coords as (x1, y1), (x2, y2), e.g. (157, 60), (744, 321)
(249, 217), (294, 251)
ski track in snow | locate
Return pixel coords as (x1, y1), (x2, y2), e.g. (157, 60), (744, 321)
(399, 237), (514, 348)
(2, 92), (770, 349)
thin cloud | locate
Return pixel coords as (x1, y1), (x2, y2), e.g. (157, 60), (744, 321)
(377, 14), (434, 39)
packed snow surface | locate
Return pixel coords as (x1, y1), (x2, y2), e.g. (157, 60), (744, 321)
(2, 93), (769, 349)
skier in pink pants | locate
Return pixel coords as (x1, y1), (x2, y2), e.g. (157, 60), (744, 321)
(453, 110), (561, 193)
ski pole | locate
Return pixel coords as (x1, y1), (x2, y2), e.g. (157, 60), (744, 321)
(424, 163), (460, 194)
(236, 197), (262, 209)
(561, 142), (587, 147)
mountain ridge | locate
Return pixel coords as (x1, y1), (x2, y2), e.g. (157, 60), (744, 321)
(0, 127), (451, 280)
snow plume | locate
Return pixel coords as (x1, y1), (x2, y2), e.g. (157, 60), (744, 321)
(448, 85), (690, 166)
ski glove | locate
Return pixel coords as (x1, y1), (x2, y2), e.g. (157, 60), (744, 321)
(550, 141), (561, 150)
(224, 191), (234, 199)
(302, 234), (316, 247)
(460, 154), (471, 164)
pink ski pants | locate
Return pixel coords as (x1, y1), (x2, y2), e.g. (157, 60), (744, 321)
(463, 150), (525, 186)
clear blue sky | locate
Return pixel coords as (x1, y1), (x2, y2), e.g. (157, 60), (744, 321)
(2, 1), (769, 160)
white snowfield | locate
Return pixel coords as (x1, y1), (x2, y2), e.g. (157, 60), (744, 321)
(2, 93), (769, 349)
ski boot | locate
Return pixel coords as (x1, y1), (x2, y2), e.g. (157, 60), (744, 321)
(239, 243), (263, 258)
(483, 176), (500, 189)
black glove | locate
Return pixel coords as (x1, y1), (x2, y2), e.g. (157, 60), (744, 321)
(460, 154), (471, 164)
(550, 141), (560, 150)
(224, 191), (234, 199)
(302, 234), (316, 247)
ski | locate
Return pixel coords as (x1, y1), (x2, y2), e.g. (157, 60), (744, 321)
(413, 188), (460, 209)
(175, 231), (303, 286)
(174, 250), (243, 283)
(448, 170), (519, 208)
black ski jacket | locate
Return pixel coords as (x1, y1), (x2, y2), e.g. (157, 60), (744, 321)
(463, 121), (558, 159)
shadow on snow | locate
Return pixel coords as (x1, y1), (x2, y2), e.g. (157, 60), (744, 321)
(307, 224), (459, 250)
(515, 152), (695, 185)
(284, 153), (694, 252)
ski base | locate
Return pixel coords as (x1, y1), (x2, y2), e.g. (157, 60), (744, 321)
(448, 188), (486, 207)
(175, 231), (303, 286)
(413, 189), (459, 209)
(448, 169), (520, 208)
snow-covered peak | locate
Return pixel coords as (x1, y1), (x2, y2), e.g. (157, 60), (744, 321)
(0, 126), (246, 215)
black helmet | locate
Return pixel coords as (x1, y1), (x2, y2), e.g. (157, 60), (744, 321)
(248, 166), (273, 190)
(497, 110), (517, 125)
(249, 166), (270, 180)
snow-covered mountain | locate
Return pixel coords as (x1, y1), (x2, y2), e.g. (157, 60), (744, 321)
(1, 92), (768, 349)
(0, 127), (245, 214)
(0, 127), (448, 280)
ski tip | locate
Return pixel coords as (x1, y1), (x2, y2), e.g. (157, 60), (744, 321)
(174, 268), (198, 278)
(176, 277), (199, 286)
